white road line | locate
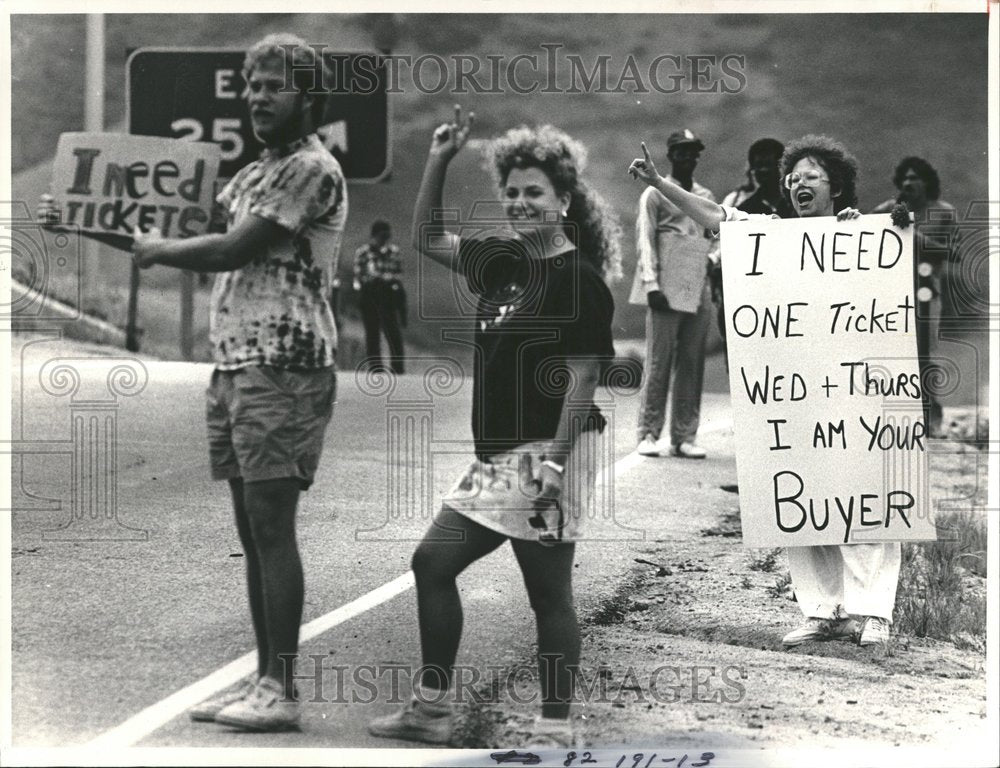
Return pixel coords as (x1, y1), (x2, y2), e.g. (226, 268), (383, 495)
(85, 414), (733, 749)
(85, 571), (416, 749)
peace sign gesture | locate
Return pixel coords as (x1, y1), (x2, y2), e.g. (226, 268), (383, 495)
(429, 104), (475, 161)
(627, 142), (662, 187)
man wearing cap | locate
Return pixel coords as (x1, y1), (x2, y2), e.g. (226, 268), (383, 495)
(629, 129), (716, 459)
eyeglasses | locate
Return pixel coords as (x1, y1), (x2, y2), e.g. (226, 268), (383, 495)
(783, 170), (829, 189)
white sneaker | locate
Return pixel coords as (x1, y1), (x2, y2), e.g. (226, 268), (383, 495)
(214, 676), (300, 731)
(671, 441), (707, 459)
(368, 697), (454, 744)
(637, 436), (661, 456)
(858, 616), (891, 646)
(782, 616), (855, 647)
(188, 674), (259, 722)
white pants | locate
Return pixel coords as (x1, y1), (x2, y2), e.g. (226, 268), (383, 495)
(787, 543), (901, 621)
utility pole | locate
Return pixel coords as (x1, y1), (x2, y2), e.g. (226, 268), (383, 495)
(83, 14), (105, 319)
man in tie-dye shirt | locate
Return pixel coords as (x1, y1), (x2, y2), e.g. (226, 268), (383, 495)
(132, 33), (347, 731)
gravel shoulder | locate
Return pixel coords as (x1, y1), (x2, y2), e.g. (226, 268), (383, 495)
(456, 422), (990, 757)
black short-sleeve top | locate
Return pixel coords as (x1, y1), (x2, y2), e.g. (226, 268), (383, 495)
(457, 235), (615, 459)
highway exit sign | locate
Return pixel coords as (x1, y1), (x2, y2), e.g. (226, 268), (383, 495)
(127, 48), (391, 182)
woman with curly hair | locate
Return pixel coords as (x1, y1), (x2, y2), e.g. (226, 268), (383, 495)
(368, 107), (620, 748)
(629, 134), (903, 650)
(627, 133), (862, 233)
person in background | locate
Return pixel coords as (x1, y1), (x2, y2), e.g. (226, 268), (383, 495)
(629, 129), (715, 460)
(714, 138), (794, 351)
(628, 134), (900, 650)
(871, 157), (960, 438)
(354, 219), (406, 374)
(720, 161), (756, 211)
(723, 138), (795, 218)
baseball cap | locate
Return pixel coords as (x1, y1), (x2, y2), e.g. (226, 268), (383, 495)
(666, 129), (705, 151)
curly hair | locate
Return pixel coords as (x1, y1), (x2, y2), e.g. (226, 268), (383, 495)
(242, 33), (327, 125)
(892, 156), (941, 200)
(484, 125), (623, 282)
(780, 134), (859, 213)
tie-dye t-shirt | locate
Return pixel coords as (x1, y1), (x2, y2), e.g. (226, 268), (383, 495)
(211, 134), (348, 370)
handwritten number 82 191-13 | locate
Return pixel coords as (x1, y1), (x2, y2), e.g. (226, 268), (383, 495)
(564, 752), (716, 767)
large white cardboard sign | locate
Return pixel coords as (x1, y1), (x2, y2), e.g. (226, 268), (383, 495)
(720, 213), (936, 548)
(50, 132), (221, 238)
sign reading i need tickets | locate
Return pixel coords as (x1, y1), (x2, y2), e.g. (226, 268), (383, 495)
(720, 213), (935, 548)
(50, 132), (221, 238)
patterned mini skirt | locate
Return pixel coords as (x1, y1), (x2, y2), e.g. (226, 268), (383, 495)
(439, 429), (603, 544)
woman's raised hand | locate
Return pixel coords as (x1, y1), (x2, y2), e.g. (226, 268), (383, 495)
(627, 142), (662, 187)
(429, 104), (475, 161)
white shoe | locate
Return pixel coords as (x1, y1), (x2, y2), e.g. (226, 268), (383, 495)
(214, 676), (300, 731)
(671, 441), (707, 459)
(188, 674), (259, 722)
(368, 697), (454, 744)
(782, 616), (855, 647)
(858, 616), (891, 646)
(637, 436), (661, 456)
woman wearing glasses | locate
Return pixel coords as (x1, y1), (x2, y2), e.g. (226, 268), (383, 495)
(628, 133), (861, 232)
(628, 135), (900, 650)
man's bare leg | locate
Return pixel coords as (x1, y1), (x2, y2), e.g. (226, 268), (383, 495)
(243, 477), (303, 698)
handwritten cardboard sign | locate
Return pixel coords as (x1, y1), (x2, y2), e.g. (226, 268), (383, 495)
(720, 213), (935, 548)
(656, 233), (713, 313)
(50, 132), (221, 238)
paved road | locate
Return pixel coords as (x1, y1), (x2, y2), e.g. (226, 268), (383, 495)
(8, 332), (735, 749)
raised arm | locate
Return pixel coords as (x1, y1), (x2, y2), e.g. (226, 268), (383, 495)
(628, 142), (725, 232)
(410, 105), (474, 274)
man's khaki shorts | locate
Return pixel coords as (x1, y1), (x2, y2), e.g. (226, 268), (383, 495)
(206, 365), (336, 489)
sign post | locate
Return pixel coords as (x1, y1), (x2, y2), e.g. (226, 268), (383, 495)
(83, 14), (105, 308)
(720, 214), (936, 548)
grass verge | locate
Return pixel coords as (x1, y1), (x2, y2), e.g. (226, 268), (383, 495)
(893, 510), (987, 651)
